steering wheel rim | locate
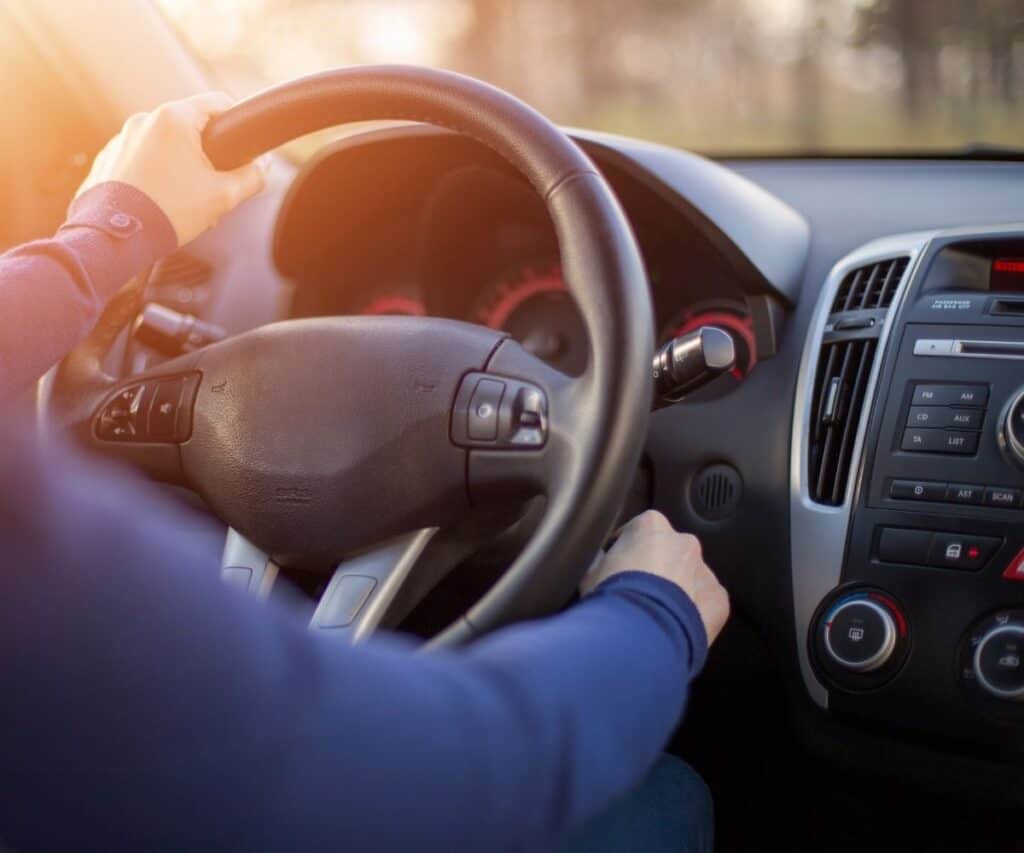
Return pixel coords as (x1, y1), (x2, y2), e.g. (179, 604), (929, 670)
(45, 66), (654, 647)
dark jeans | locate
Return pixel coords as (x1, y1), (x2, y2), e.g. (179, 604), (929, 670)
(558, 755), (714, 852)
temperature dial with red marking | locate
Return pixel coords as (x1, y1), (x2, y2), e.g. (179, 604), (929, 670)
(812, 589), (910, 690)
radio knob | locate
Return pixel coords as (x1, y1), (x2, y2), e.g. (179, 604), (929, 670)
(973, 621), (1024, 702)
(998, 388), (1024, 467)
(822, 596), (898, 673)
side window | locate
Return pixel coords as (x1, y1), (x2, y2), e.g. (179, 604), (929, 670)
(0, 7), (107, 250)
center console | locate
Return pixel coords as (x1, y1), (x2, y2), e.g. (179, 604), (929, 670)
(792, 226), (1024, 760)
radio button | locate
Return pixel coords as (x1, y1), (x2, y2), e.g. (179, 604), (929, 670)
(947, 409), (983, 429)
(984, 487), (1022, 508)
(945, 483), (985, 505)
(906, 406), (944, 427)
(911, 384), (988, 408)
(901, 428), (979, 454)
(889, 479), (946, 501)
(906, 407), (983, 429)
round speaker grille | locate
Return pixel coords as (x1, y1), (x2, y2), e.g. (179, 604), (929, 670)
(691, 463), (742, 521)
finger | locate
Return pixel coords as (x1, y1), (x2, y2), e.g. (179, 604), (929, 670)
(220, 161), (266, 207)
(630, 509), (673, 535)
(165, 92), (237, 137)
(182, 91), (236, 123)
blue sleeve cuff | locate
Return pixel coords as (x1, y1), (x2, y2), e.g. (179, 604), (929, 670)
(60, 181), (178, 271)
(590, 571), (709, 675)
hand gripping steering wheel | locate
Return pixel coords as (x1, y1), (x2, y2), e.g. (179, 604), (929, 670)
(42, 66), (654, 646)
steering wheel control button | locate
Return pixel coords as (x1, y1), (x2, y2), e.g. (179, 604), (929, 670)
(452, 372), (548, 450)
(149, 379), (185, 440)
(911, 383), (988, 408)
(467, 379), (505, 441)
(878, 528), (933, 565)
(889, 479), (947, 502)
(927, 532), (1000, 571)
(507, 386), (548, 447)
(823, 597), (898, 673)
(96, 385), (145, 441)
(973, 625), (1024, 701)
(94, 372), (200, 444)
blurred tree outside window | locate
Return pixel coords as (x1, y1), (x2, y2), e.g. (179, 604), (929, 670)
(156, 0), (1024, 156)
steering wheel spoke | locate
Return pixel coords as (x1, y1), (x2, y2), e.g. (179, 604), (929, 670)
(221, 528), (279, 596)
(309, 528), (438, 642)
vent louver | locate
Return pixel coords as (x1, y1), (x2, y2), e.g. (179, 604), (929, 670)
(808, 257), (910, 506)
(830, 256), (907, 313)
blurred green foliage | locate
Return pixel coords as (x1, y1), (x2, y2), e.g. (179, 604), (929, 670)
(159, 0), (1024, 154)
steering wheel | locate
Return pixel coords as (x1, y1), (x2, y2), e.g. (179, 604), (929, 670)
(41, 66), (654, 647)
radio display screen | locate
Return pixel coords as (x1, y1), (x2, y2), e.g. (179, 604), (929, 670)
(991, 258), (1024, 293)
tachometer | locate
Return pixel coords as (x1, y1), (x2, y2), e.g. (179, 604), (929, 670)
(476, 263), (587, 376)
(662, 298), (756, 379)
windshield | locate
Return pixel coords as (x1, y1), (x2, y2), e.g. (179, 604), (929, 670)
(156, 0), (1024, 157)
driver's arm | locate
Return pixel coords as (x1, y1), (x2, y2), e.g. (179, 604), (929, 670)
(0, 93), (262, 400)
(0, 431), (727, 853)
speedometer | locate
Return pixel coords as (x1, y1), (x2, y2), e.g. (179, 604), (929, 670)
(475, 263), (587, 376)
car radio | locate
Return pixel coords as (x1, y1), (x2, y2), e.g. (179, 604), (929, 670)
(795, 228), (1024, 760)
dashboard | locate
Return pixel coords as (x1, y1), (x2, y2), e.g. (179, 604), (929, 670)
(134, 127), (1024, 803)
(274, 128), (790, 391)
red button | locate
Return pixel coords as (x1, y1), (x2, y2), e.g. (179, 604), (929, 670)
(1002, 548), (1024, 582)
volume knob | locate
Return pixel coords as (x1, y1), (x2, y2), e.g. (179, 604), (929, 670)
(998, 387), (1024, 467)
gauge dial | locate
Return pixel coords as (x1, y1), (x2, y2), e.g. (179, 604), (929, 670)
(476, 263), (587, 376)
(358, 294), (426, 317)
(662, 298), (756, 379)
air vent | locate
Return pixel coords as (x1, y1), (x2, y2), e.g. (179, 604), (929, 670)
(830, 256), (908, 313)
(808, 256), (910, 505)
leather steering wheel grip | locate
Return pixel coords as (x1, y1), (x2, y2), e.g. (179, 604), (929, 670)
(202, 65), (655, 641)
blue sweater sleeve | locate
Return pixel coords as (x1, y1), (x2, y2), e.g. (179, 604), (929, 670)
(0, 182), (177, 400)
(0, 428), (705, 849)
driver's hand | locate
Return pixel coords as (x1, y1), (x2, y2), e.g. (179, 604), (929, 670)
(76, 92), (266, 248)
(581, 510), (730, 645)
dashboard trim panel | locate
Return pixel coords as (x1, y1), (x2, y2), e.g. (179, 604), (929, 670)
(790, 232), (932, 707)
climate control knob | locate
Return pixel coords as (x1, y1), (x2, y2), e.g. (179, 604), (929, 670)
(973, 621), (1024, 702)
(823, 595), (898, 673)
